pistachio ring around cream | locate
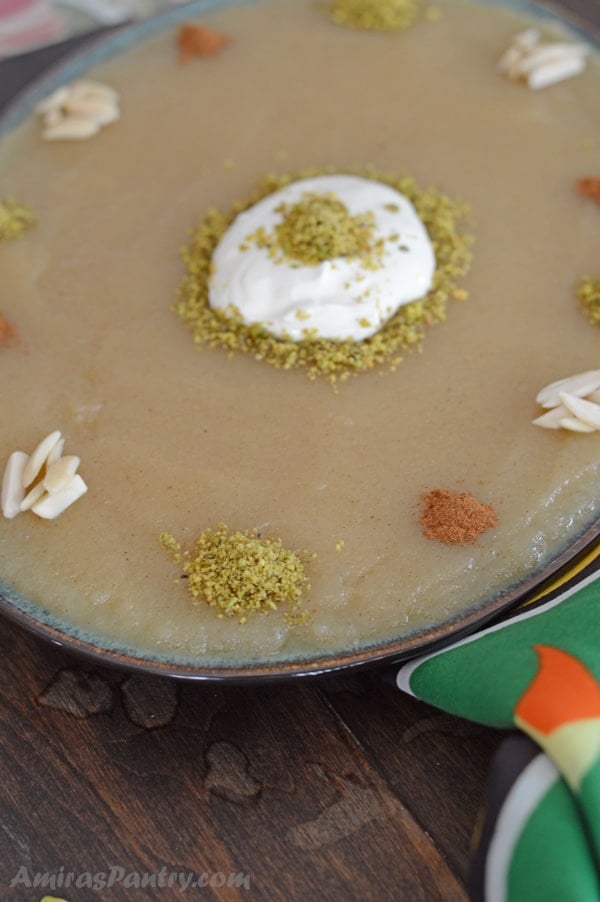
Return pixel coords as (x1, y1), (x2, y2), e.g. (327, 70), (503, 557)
(209, 175), (436, 341)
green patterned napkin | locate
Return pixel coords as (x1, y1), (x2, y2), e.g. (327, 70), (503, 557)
(396, 542), (600, 899)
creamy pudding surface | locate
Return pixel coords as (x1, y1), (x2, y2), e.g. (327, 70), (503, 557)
(0, 0), (598, 665)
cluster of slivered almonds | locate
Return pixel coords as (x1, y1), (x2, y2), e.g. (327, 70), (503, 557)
(1, 431), (87, 520)
(36, 79), (120, 141)
(498, 28), (589, 89)
(534, 371), (600, 433)
(28, 28), (588, 147)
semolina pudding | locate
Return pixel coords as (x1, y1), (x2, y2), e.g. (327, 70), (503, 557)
(0, 0), (598, 668)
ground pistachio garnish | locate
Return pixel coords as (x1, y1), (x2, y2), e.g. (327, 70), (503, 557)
(327, 0), (422, 31)
(160, 526), (311, 623)
(0, 199), (35, 241)
(245, 191), (383, 268)
(176, 166), (473, 383)
(578, 276), (600, 327)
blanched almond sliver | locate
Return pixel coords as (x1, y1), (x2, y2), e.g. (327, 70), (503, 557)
(86, 106), (120, 127)
(559, 417), (596, 434)
(46, 436), (65, 466)
(35, 85), (70, 114)
(528, 56), (587, 90)
(43, 109), (64, 129)
(497, 46), (522, 74)
(69, 80), (119, 104)
(21, 430), (62, 488)
(532, 404), (571, 429)
(32, 474), (87, 520)
(536, 370), (600, 408)
(37, 79), (119, 142)
(559, 392), (600, 430)
(43, 118), (101, 141)
(43, 455), (80, 495)
(518, 43), (588, 74)
(63, 98), (119, 122)
(514, 28), (539, 50)
(1, 451), (28, 519)
(37, 80), (118, 113)
(499, 29), (589, 89)
(20, 481), (47, 512)
(98, 107), (119, 126)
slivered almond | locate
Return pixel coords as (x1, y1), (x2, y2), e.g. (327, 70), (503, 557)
(528, 56), (587, 90)
(532, 404), (570, 429)
(20, 481), (47, 512)
(43, 108), (64, 129)
(32, 474), (88, 520)
(63, 98), (120, 124)
(35, 85), (70, 114)
(37, 80), (118, 112)
(499, 29), (589, 89)
(513, 29), (539, 49)
(43, 118), (101, 141)
(43, 455), (80, 495)
(536, 370), (600, 408)
(559, 417), (596, 433)
(4, 431), (86, 519)
(37, 79), (119, 142)
(47, 436), (65, 466)
(559, 392), (600, 430)
(21, 430), (62, 487)
(1, 451), (28, 519)
(88, 107), (120, 127)
(69, 79), (119, 103)
(517, 43), (588, 73)
(498, 47), (522, 77)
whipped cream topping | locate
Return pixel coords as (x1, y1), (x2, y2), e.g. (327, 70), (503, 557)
(209, 175), (436, 342)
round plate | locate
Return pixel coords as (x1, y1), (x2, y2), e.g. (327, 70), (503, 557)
(0, 0), (598, 681)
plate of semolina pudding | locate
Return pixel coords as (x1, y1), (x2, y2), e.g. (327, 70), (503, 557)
(0, 0), (598, 679)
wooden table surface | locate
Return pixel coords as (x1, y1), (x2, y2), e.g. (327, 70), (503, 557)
(0, 3), (598, 899)
(0, 615), (502, 901)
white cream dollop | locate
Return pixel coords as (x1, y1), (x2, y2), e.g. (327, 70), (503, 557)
(209, 175), (436, 342)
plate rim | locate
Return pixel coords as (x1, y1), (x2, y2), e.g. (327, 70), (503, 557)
(0, 0), (599, 681)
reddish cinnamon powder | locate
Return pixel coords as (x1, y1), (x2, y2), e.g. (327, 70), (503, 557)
(0, 314), (18, 347)
(177, 24), (232, 63)
(577, 177), (600, 205)
(419, 488), (498, 545)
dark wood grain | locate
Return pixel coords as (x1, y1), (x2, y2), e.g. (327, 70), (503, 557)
(0, 618), (489, 900)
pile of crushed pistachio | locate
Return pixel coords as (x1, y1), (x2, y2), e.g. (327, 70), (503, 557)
(160, 525), (311, 622)
(244, 191), (383, 268)
(327, 0), (423, 31)
(176, 167), (473, 382)
(0, 199), (35, 242)
(578, 276), (600, 327)
(533, 370), (600, 433)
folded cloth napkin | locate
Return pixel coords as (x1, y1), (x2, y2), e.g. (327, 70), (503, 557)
(0, 0), (65, 59)
(396, 541), (600, 900)
(0, 0), (185, 59)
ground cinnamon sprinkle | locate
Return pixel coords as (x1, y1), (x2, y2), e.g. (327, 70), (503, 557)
(419, 488), (498, 545)
(0, 314), (18, 347)
(577, 177), (600, 205)
(177, 23), (231, 63)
